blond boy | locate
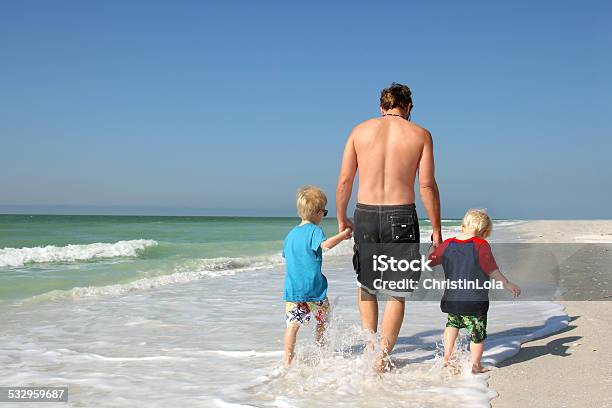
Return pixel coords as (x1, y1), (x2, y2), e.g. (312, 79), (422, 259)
(428, 209), (521, 373)
(282, 186), (352, 365)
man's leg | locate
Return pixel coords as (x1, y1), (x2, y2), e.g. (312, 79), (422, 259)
(357, 287), (378, 333)
(377, 296), (405, 371)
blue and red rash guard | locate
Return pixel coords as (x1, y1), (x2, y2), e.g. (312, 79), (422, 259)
(428, 237), (499, 316)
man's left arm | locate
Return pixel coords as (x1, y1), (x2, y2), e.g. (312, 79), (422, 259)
(336, 132), (357, 233)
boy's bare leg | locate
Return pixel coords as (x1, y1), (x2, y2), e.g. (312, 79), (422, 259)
(443, 327), (459, 366)
(470, 341), (490, 373)
(315, 322), (327, 346)
(283, 325), (299, 365)
(376, 296), (405, 372)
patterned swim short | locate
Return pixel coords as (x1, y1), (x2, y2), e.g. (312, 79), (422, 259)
(446, 313), (488, 343)
(285, 298), (330, 327)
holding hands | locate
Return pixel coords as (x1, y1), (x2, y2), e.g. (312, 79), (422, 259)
(340, 227), (352, 240)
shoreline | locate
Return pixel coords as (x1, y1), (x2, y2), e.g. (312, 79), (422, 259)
(489, 220), (612, 408)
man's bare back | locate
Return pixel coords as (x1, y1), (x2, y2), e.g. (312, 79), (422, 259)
(336, 106), (440, 244)
(351, 116), (430, 205)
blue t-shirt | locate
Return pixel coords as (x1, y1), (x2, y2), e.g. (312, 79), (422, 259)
(283, 223), (328, 302)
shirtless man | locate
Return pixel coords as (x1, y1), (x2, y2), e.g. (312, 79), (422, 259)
(335, 83), (442, 371)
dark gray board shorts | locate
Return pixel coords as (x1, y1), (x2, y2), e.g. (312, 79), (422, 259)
(352, 203), (421, 298)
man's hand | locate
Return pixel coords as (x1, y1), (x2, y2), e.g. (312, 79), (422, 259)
(339, 218), (353, 234)
(431, 231), (443, 248)
(341, 228), (353, 240)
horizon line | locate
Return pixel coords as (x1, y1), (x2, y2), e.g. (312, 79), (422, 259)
(0, 205), (608, 220)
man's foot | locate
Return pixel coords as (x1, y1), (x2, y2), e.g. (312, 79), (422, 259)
(375, 355), (393, 373)
(472, 364), (491, 374)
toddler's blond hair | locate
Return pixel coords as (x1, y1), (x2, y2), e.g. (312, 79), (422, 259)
(462, 209), (493, 238)
(296, 186), (327, 220)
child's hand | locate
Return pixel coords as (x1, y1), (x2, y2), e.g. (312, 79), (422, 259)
(342, 228), (352, 240)
(506, 281), (521, 298)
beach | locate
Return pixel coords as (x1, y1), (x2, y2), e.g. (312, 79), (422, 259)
(0, 217), (609, 407)
(1, 1), (608, 406)
(489, 221), (612, 408)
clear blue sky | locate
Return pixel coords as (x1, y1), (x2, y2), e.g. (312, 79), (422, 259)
(1, 1), (610, 218)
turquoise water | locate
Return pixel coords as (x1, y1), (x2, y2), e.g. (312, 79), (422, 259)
(0, 214), (450, 301)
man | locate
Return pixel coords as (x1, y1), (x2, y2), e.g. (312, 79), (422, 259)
(335, 82), (442, 371)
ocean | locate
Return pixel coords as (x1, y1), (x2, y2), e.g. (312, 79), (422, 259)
(0, 215), (567, 407)
(0, 215), (470, 301)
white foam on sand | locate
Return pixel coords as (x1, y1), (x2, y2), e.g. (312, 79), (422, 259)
(1, 287), (568, 408)
(482, 302), (569, 366)
(0, 239), (158, 267)
(242, 301), (567, 408)
(574, 234), (612, 243)
(212, 399), (257, 408)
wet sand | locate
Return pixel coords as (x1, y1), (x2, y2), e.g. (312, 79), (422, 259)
(490, 221), (612, 408)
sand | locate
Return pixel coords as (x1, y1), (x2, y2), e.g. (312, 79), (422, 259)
(489, 221), (612, 408)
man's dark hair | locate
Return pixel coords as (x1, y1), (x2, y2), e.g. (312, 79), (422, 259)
(380, 83), (413, 110)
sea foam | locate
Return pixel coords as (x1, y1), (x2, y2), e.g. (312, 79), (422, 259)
(23, 241), (358, 300)
(0, 239), (158, 267)
(25, 253), (283, 300)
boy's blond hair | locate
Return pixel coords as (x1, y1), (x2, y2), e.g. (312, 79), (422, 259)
(296, 186), (327, 220)
(462, 209), (493, 238)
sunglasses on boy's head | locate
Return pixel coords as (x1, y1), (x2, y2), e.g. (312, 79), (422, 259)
(318, 209), (328, 217)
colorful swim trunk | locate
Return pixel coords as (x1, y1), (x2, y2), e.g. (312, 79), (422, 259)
(285, 298), (330, 327)
(446, 313), (488, 343)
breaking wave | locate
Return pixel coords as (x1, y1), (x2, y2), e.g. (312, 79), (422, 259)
(0, 240), (158, 267)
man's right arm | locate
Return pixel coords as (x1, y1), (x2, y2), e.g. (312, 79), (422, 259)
(336, 132), (357, 232)
(418, 130), (442, 246)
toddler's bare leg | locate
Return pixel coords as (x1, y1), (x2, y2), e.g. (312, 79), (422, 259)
(283, 325), (299, 365)
(470, 341), (489, 373)
(443, 327), (459, 365)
